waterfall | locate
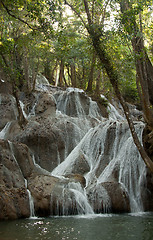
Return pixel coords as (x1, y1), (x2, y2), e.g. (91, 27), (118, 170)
(68, 182), (94, 214)
(108, 103), (125, 120)
(100, 94), (125, 121)
(25, 179), (35, 218)
(97, 121), (146, 212)
(0, 122), (11, 139)
(52, 118), (146, 213)
(54, 88), (103, 120)
(27, 94), (40, 118)
(19, 100), (28, 119)
(50, 181), (94, 216)
(1, 84), (147, 216)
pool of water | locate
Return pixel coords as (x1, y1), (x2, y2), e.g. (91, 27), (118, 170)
(0, 212), (153, 240)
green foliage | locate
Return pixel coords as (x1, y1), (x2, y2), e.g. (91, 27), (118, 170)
(122, 84), (139, 103)
(0, 0), (152, 102)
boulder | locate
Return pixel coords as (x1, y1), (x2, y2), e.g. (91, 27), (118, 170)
(13, 118), (65, 172)
(12, 116), (90, 172)
(87, 182), (130, 213)
(28, 174), (86, 216)
(34, 92), (56, 118)
(0, 80), (12, 95)
(28, 174), (59, 216)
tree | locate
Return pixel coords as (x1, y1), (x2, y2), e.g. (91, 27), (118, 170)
(0, 0), (55, 127)
(64, 0), (153, 173)
(120, 0), (153, 128)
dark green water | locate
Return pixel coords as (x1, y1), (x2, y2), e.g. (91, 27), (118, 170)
(0, 213), (153, 240)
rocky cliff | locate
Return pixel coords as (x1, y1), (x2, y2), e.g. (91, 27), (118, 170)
(0, 78), (152, 220)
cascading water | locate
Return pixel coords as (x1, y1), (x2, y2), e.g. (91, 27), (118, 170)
(97, 121), (146, 212)
(68, 182), (94, 214)
(0, 122), (12, 140)
(52, 117), (146, 214)
(50, 89), (147, 214)
(0, 81), (147, 217)
(25, 179), (35, 218)
(50, 180), (94, 216)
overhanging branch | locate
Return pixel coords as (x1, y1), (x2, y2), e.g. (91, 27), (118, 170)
(0, 0), (36, 30)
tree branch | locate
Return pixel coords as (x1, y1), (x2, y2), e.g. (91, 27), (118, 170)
(0, 0), (36, 30)
(83, 0), (93, 26)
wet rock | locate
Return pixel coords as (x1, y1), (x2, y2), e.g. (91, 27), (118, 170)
(0, 186), (29, 220)
(64, 174), (86, 188)
(28, 174), (84, 216)
(0, 94), (17, 130)
(0, 140), (30, 220)
(141, 168), (153, 211)
(35, 92), (56, 118)
(28, 174), (59, 216)
(9, 141), (35, 178)
(13, 119), (65, 172)
(68, 154), (90, 176)
(87, 182), (130, 213)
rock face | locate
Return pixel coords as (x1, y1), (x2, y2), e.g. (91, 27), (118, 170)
(0, 81), (152, 220)
(87, 182), (130, 213)
(28, 173), (87, 216)
(28, 174), (59, 216)
(140, 169), (153, 211)
(0, 94), (17, 130)
(0, 140), (30, 220)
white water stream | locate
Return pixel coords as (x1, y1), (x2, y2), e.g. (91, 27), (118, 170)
(51, 89), (146, 214)
(0, 122), (12, 139)
(0, 83), (146, 215)
(25, 179), (35, 218)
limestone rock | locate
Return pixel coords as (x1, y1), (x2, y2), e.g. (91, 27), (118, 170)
(34, 92), (56, 118)
(0, 94), (17, 130)
(28, 174), (86, 216)
(64, 174), (86, 188)
(28, 174), (59, 216)
(0, 140), (30, 220)
(87, 182), (130, 213)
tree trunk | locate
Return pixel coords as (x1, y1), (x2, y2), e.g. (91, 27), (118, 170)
(81, 65), (85, 88)
(82, 0), (153, 173)
(44, 59), (51, 81)
(86, 51), (96, 92)
(95, 69), (101, 95)
(23, 47), (30, 92)
(12, 85), (28, 129)
(65, 0), (153, 173)
(58, 60), (64, 87)
(70, 60), (77, 87)
(92, 32), (153, 172)
(120, 0), (153, 128)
